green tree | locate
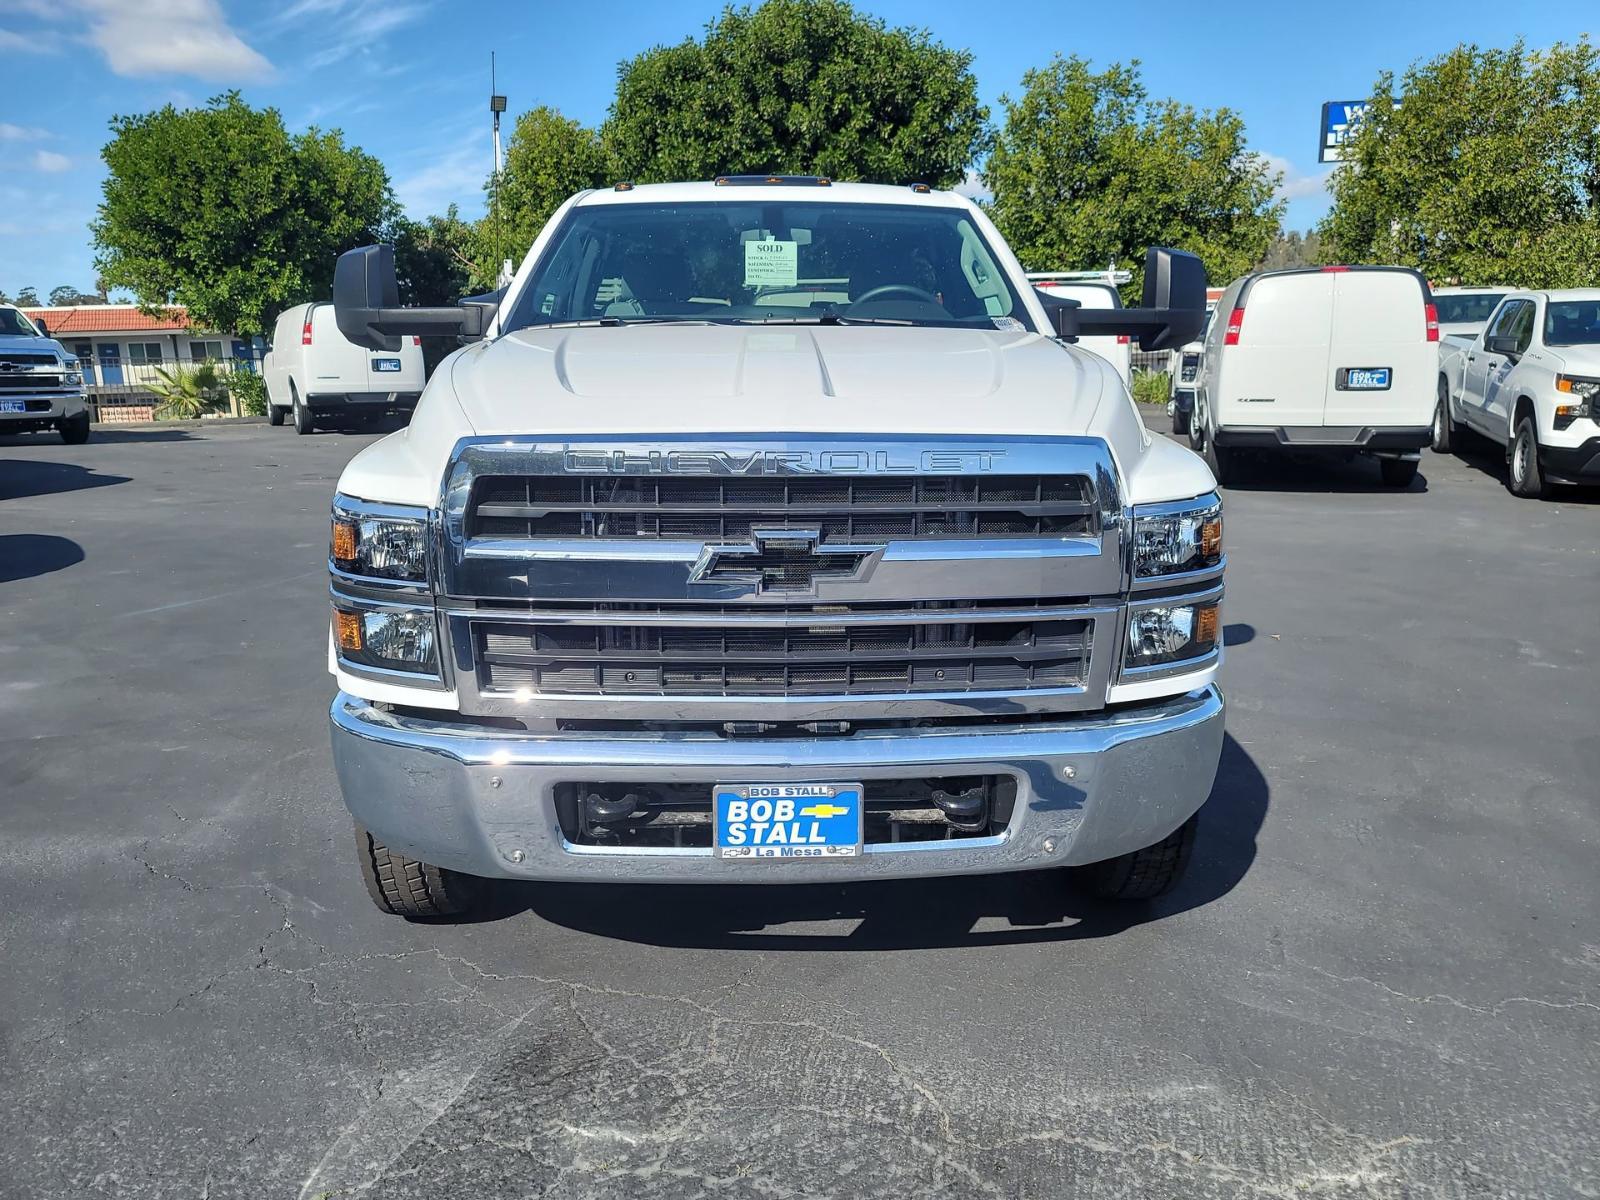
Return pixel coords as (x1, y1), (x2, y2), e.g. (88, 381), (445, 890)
(93, 92), (395, 336)
(48, 285), (91, 306)
(1258, 229), (1324, 270)
(1320, 39), (1600, 286)
(391, 205), (479, 305)
(15, 286), (41, 307)
(984, 56), (1283, 297)
(481, 107), (609, 279)
(604, 0), (988, 187)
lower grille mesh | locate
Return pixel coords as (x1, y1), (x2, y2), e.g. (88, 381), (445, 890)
(475, 613), (1092, 697)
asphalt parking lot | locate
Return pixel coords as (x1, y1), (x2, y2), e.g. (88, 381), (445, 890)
(2, 417), (1597, 1199)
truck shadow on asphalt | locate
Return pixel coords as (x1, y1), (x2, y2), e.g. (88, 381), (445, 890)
(1218, 454), (1429, 494)
(496, 734), (1267, 950)
(0, 459), (131, 502)
(0, 534), (85, 582)
(1445, 440), (1600, 505)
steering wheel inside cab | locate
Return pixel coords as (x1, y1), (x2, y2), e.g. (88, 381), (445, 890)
(848, 283), (945, 315)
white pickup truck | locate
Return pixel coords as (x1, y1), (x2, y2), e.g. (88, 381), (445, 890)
(1435, 289), (1600, 497)
(0, 304), (91, 443)
(323, 178), (1226, 919)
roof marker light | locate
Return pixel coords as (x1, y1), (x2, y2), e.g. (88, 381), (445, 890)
(1320, 265), (1351, 273)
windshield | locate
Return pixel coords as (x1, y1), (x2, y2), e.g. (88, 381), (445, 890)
(504, 200), (1030, 332)
(1544, 298), (1600, 346)
(0, 307), (40, 337)
(1433, 293), (1506, 325)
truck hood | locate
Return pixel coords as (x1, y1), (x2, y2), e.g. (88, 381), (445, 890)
(1547, 344), (1600, 374)
(0, 336), (65, 358)
(447, 324), (1107, 436)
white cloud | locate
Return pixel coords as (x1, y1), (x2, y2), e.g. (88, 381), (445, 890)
(954, 168), (992, 204)
(1260, 153), (1334, 202)
(32, 150), (72, 173)
(26, 0), (273, 82)
(0, 123), (52, 141)
(393, 136), (488, 219)
(273, 0), (428, 70)
(0, 26), (64, 53)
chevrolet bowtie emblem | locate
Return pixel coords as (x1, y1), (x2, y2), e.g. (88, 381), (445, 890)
(799, 803), (851, 819)
(688, 528), (877, 594)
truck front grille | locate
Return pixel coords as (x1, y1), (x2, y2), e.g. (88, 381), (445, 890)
(467, 473), (1097, 541)
(0, 375), (61, 391)
(472, 606), (1093, 698)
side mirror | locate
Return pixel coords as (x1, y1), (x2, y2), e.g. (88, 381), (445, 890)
(33, 316), (48, 336)
(333, 244), (487, 351)
(1043, 247), (1207, 351)
(1484, 333), (1518, 357)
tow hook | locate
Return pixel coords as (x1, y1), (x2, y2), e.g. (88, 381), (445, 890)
(930, 785), (988, 832)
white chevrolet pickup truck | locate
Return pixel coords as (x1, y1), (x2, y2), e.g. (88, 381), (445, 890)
(0, 304), (91, 443)
(324, 178), (1225, 918)
(1435, 289), (1600, 497)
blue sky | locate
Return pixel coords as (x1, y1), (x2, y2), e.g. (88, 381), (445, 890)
(0, 0), (1593, 298)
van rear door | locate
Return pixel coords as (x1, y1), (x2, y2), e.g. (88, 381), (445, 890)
(366, 335), (425, 397)
(310, 303), (368, 397)
(1226, 272), (1334, 427)
(1322, 270), (1433, 429)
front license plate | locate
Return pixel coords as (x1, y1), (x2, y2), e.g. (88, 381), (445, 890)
(714, 783), (863, 859)
(0, 399), (25, 413)
(1340, 367), (1391, 390)
(372, 358), (402, 372)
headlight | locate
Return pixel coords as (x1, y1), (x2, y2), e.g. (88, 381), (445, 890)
(331, 502), (430, 582)
(333, 605), (438, 673)
(1127, 600), (1220, 669)
(1132, 495), (1222, 578)
(1556, 375), (1600, 399)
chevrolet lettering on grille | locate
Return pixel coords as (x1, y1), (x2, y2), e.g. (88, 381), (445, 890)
(562, 448), (1008, 475)
(689, 528), (877, 594)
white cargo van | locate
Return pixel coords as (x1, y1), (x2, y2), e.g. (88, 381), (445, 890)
(262, 301), (426, 434)
(1029, 279), (1132, 390)
(1189, 266), (1437, 486)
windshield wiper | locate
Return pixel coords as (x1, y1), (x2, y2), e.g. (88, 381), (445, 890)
(736, 314), (917, 327)
(534, 317), (726, 329)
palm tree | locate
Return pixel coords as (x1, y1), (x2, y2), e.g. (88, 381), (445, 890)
(148, 364), (229, 420)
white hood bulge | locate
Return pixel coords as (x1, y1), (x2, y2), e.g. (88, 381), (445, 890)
(447, 324), (1108, 437)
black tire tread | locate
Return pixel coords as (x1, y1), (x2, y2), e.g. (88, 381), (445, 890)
(1069, 812), (1198, 901)
(354, 823), (480, 918)
(1508, 415), (1548, 499)
(59, 411), (91, 445)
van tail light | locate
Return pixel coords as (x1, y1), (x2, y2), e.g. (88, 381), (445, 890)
(1223, 307), (1245, 346)
(1116, 334), (1131, 345)
(412, 336), (421, 346)
(301, 314), (314, 346)
(1424, 303), (1439, 342)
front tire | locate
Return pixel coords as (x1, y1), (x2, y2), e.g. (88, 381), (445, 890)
(355, 823), (486, 919)
(268, 405), (285, 427)
(1431, 378), (1454, 453)
(1170, 405), (1191, 437)
(1067, 812), (1198, 901)
(59, 410), (91, 444)
(1379, 457), (1419, 488)
(1508, 414), (1549, 499)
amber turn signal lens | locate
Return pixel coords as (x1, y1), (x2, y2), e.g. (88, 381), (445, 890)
(332, 519), (358, 564)
(1200, 516), (1223, 560)
(334, 608), (363, 652)
(1196, 602), (1220, 649)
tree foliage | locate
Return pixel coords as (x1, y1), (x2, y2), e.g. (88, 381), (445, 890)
(48, 285), (95, 306)
(14, 287), (41, 307)
(1320, 39), (1600, 286)
(1257, 229), (1324, 271)
(92, 92), (395, 335)
(604, 0), (988, 187)
(483, 107), (609, 280)
(984, 56), (1283, 298)
(391, 205), (478, 305)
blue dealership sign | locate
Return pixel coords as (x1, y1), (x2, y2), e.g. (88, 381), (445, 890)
(1319, 101), (1369, 163)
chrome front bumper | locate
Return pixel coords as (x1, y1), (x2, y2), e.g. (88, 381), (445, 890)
(329, 685), (1224, 883)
